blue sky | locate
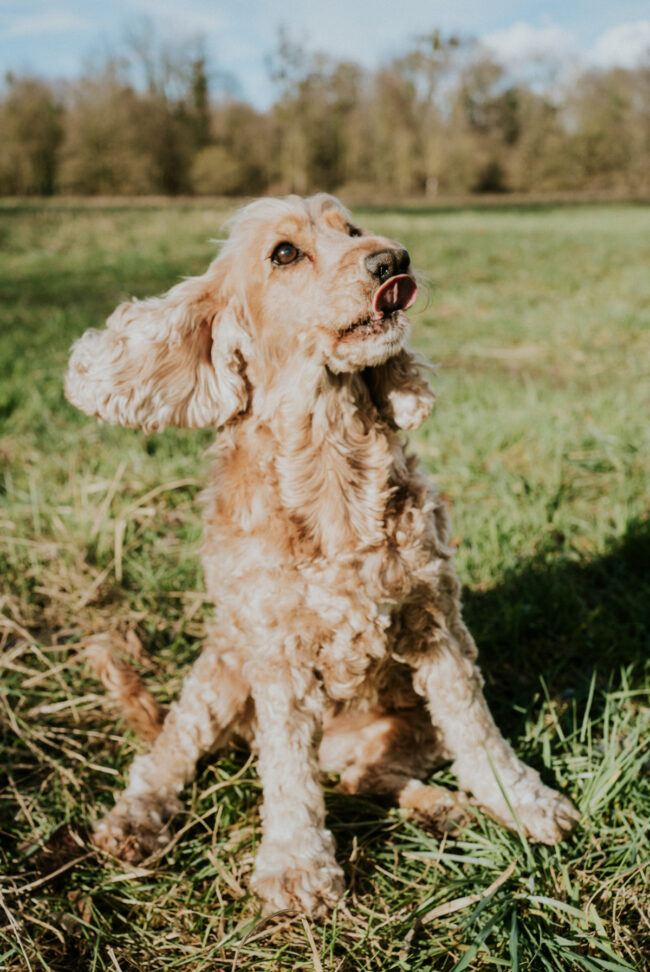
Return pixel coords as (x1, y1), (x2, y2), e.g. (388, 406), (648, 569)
(1, 1), (650, 107)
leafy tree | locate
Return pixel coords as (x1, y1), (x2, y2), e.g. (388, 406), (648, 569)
(0, 75), (62, 194)
(59, 68), (154, 194)
(1, 29), (648, 198)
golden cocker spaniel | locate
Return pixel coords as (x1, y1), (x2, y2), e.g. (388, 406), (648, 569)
(66, 194), (578, 917)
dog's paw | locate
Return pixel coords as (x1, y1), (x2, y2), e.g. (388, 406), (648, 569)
(251, 840), (344, 918)
(470, 762), (580, 845)
(511, 788), (580, 845)
(92, 795), (181, 863)
(398, 780), (471, 835)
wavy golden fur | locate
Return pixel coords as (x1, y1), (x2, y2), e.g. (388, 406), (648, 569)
(66, 194), (578, 916)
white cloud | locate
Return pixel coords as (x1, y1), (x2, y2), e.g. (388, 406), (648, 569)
(587, 20), (650, 69)
(0, 10), (89, 39)
(477, 18), (650, 88)
(481, 21), (575, 66)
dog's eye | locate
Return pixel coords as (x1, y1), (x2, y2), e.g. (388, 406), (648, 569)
(347, 224), (362, 237)
(271, 242), (300, 266)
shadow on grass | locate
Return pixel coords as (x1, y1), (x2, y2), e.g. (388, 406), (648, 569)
(461, 515), (650, 729)
(326, 516), (650, 885)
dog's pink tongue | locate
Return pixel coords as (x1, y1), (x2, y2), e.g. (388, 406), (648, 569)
(373, 274), (418, 318)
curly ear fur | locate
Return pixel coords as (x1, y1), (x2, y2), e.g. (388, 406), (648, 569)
(65, 262), (251, 433)
(365, 349), (435, 430)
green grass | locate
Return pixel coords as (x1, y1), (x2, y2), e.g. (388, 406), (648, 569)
(0, 199), (649, 971)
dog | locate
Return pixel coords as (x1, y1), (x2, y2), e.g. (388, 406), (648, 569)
(65, 194), (578, 917)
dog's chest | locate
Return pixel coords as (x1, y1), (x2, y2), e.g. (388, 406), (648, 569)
(301, 486), (451, 702)
(204, 420), (454, 702)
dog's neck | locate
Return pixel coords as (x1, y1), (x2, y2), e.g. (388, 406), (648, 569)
(271, 365), (400, 559)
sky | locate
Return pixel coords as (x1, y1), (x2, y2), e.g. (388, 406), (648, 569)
(1, 0), (650, 107)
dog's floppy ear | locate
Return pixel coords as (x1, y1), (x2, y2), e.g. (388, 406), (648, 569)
(365, 349), (435, 431)
(65, 256), (251, 433)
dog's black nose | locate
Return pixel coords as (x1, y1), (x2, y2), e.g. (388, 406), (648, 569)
(365, 248), (410, 282)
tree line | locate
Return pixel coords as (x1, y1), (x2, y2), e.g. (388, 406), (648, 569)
(1, 28), (648, 198)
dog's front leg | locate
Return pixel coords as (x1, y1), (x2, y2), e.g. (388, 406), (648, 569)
(93, 644), (248, 862)
(249, 662), (344, 917)
(410, 627), (579, 844)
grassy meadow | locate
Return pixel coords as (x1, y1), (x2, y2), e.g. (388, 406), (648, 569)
(0, 199), (649, 971)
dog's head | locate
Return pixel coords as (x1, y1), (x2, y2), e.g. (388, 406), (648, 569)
(224, 193), (417, 375)
(65, 194), (419, 433)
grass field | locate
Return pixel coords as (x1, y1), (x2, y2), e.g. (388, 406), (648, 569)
(0, 199), (649, 971)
